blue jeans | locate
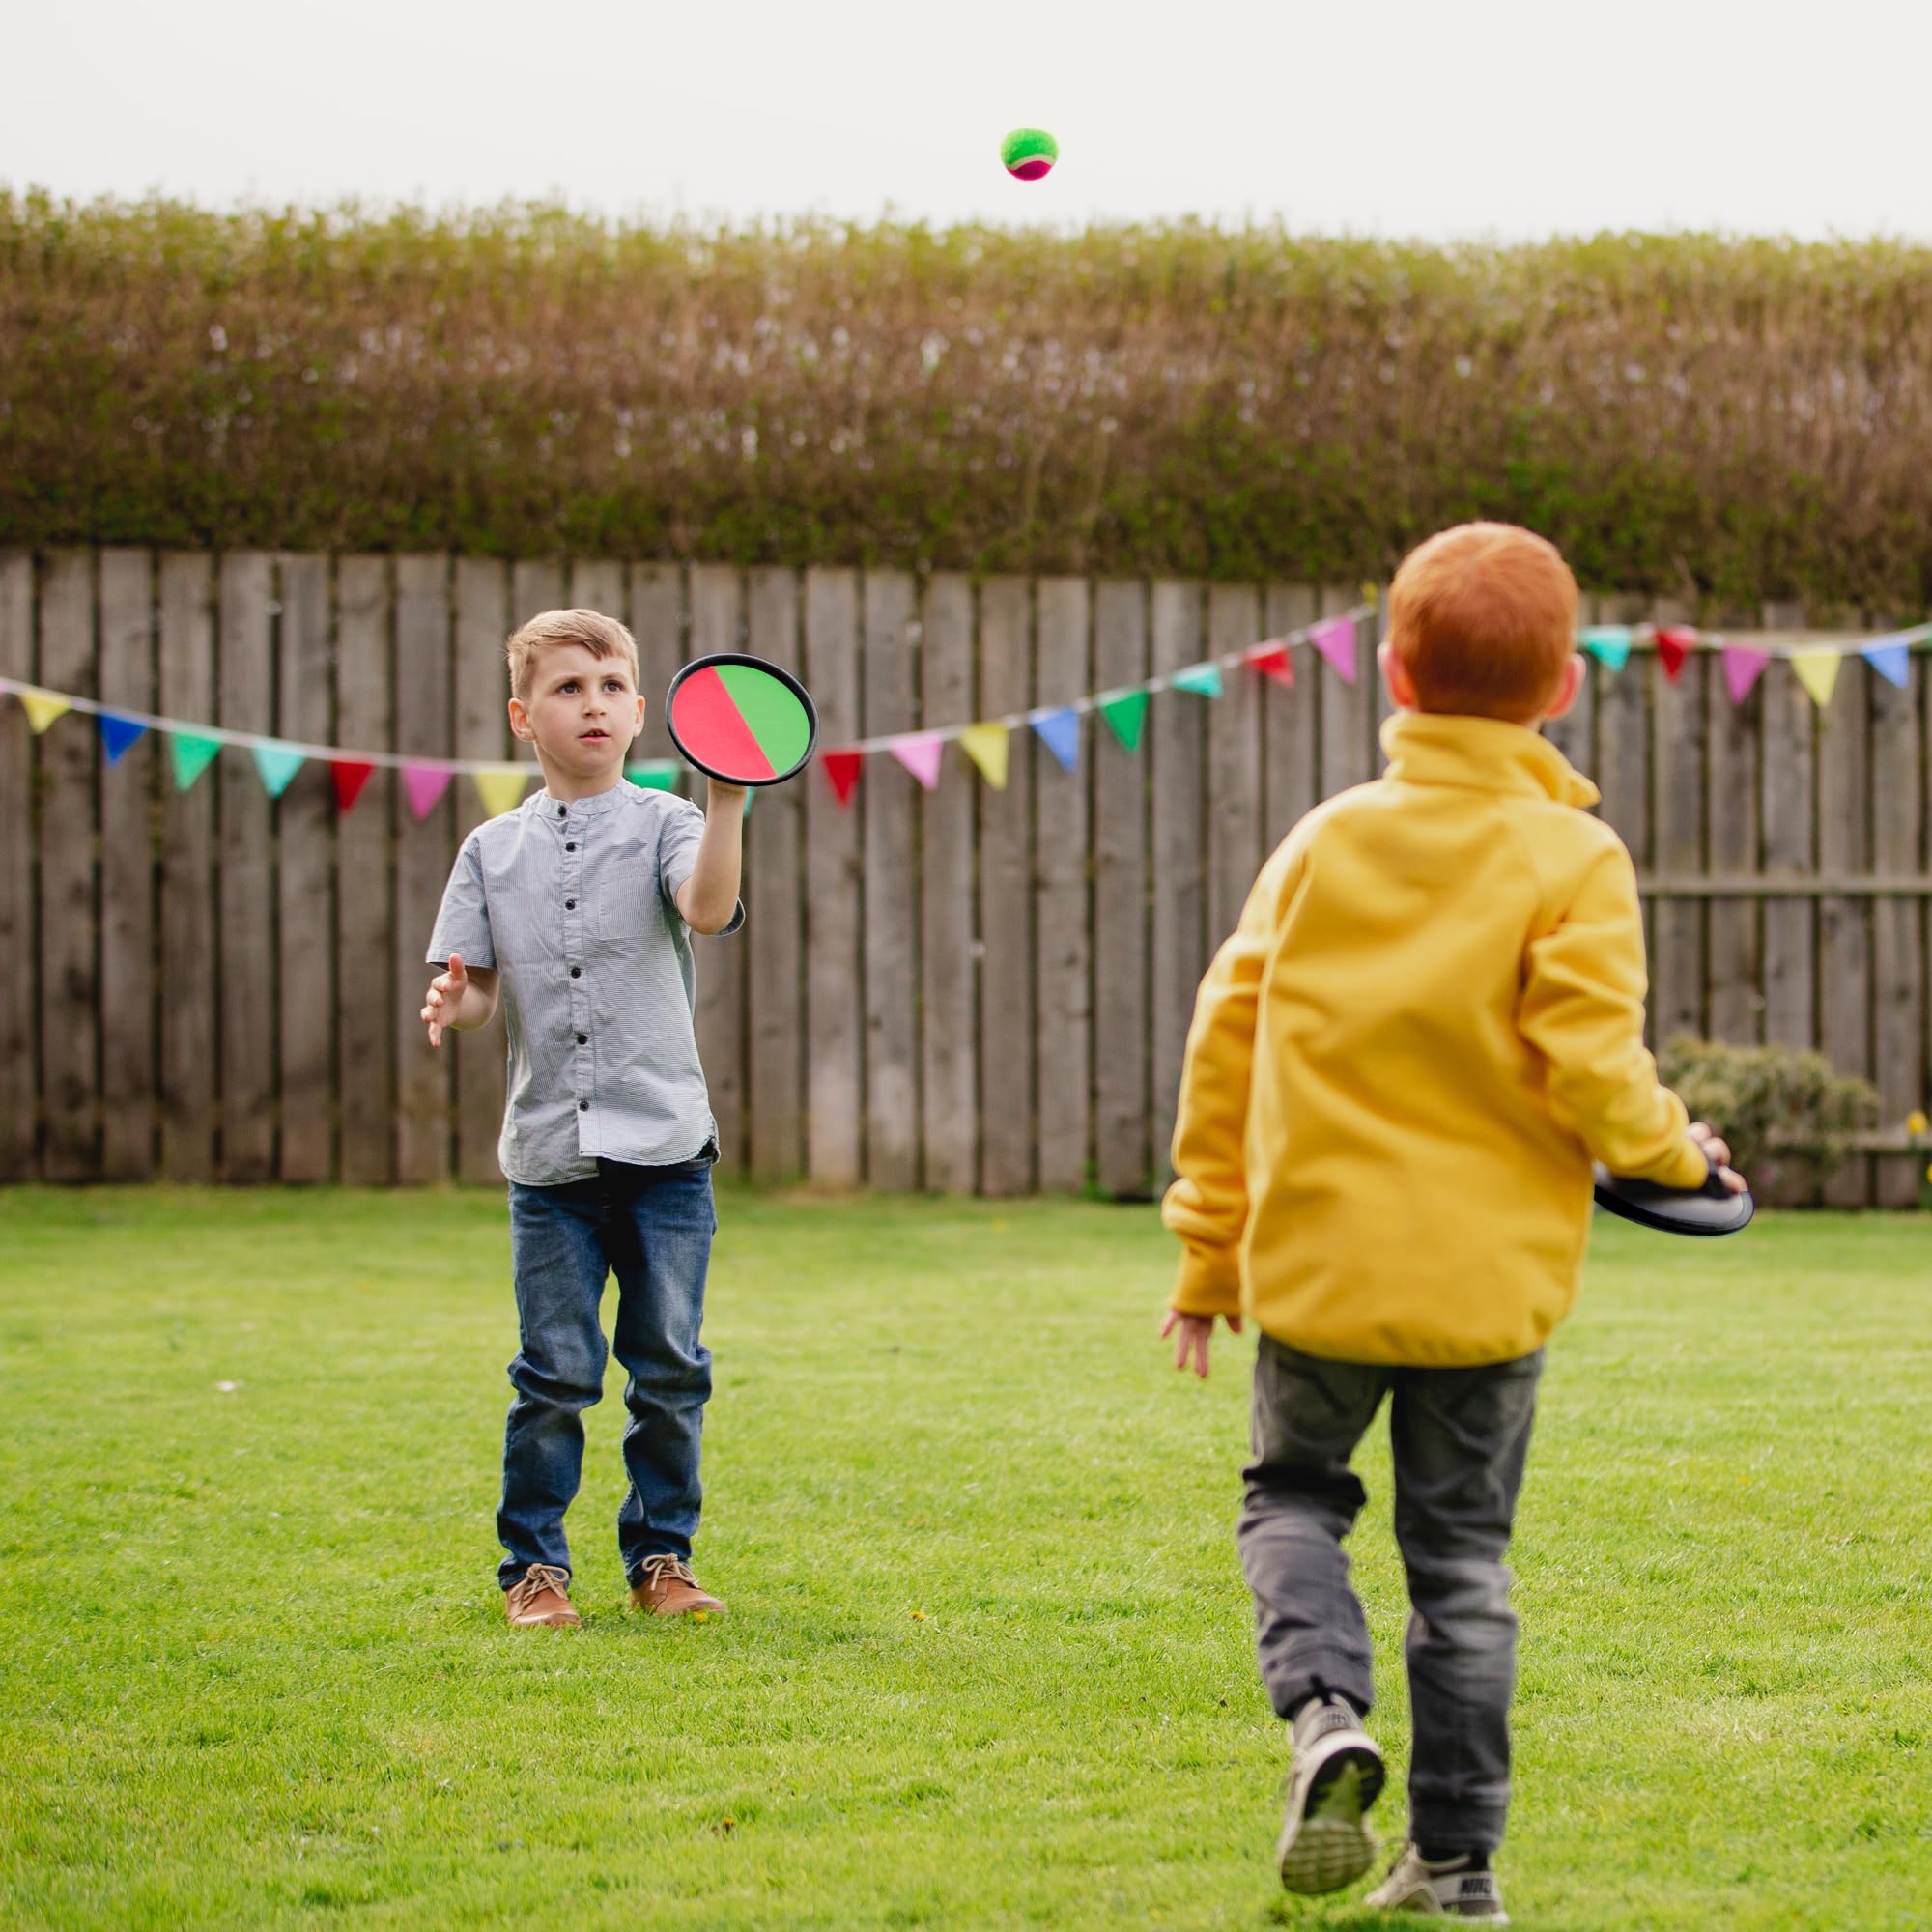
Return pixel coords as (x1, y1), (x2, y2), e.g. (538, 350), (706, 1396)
(1239, 1336), (1544, 1854)
(498, 1151), (717, 1592)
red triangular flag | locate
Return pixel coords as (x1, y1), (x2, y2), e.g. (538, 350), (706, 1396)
(1655, 627), (1698, 682)
(331, 760), (376, 812)
(1248, 642), (1294, 688)
(821, 750), (862, 807)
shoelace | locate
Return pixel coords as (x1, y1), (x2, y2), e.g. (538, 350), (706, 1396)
(514, 1562), (571, 1605)
(638, 1554), (698, 1589)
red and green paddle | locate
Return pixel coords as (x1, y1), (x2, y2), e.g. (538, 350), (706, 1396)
(665, 654), (818, 787)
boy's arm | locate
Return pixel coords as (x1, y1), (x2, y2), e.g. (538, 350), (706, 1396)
(1519, 841), (1709, 1186)
(1160, 838), (1303, 1316)
(423, 834), (500, 1047)
(671, 781), (748, 936)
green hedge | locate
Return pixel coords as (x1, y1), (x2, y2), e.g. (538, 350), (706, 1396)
(4, 190), (1932, 606)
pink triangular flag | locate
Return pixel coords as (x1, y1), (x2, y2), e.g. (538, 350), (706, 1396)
(888, 733), (945, 790)
(1308, 615), (1357, 683)
(1720, 643), (1771, 706)
(403, 764), (455, 821)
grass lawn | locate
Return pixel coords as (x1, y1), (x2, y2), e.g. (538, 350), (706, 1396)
(0, 1188), (1925, 1931)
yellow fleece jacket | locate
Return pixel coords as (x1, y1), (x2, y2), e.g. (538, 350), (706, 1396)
(1162, 710), (1709, 1367)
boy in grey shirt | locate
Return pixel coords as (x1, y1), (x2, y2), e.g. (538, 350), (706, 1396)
(423, 608), (745, 1629)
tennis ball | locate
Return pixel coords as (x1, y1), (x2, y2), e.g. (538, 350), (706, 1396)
(1000, 128), (1058, 181)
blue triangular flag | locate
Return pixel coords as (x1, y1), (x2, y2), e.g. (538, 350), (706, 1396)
(251, 742), (307, 798)
(1861, 638), (1912, 690)
(1172, 662), (1225, 698)
(1030, 707), (1081, 773)
(98, 713), (147, 765)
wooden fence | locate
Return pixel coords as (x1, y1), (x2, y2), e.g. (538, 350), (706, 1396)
(1, 552), (1928, 1204)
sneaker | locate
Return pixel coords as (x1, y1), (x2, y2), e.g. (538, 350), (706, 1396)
(504, 1563), (581, 1628)
(1275, 1693), (1386, 1893)
(627, 1554), (725, 1618)
(1365, 1844), (1509, 1923)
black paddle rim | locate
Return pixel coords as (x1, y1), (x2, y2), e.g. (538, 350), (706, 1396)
(1592, 1163), (1756, 1237)
(664, 652), (820, 788)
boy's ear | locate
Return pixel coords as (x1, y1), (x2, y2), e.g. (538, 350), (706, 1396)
(1378, 640), (1418, 711)
(507, 695), (534, 741)
(1543, 653), (1586, 723)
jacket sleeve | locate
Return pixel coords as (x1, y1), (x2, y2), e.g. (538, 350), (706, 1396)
(1519, 840), (1709, 1187)
(1160, 838), (1304, 1316)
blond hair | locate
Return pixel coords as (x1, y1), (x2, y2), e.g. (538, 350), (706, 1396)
(1387, 523), (1578, 721)
(504, 608), (641, 702)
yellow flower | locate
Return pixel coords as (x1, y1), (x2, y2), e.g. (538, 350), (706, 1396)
(1907, 1109), (1929, 1138)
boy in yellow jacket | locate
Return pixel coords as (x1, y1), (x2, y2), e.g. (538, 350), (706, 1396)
(1160, 524), (1744, 1923)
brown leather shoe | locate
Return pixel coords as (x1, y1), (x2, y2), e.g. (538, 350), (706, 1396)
(627, 1554), (725, 1618)
(504, 1563), (581, 1628)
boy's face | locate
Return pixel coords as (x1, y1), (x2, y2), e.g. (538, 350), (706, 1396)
(508, 642), (645, 781)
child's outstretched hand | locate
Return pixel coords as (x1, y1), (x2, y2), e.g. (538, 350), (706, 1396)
(422, 952), (468, 1049)
(1160, 1309), (1243, 1379)
(1689, 1120), (1749, 1194)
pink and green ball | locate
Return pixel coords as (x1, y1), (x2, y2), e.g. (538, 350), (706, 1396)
(1001, 128), (1058, 181)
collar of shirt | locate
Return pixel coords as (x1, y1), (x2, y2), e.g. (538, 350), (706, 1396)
(532, 782), (639, 822)
(1378, 711), (1600, 810)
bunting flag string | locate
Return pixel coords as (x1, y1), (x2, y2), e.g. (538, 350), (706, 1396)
(4, 600), (1926, 817)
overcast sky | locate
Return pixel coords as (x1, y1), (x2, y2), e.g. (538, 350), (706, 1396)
(10, 0), (1932, 242)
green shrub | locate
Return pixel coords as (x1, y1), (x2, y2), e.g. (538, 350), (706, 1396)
(1659, 1035), (1880, 1190)
(5, 191), (1932, 607)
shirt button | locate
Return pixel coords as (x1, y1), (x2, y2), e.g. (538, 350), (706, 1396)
(557, 805), (567, 818)
(570, 966), (582, 979)
(565, 898), (577, 910)
(578, 1100), (588, 1111)
(576, 1033), (587, 1045)
(565, 841), (577, 852)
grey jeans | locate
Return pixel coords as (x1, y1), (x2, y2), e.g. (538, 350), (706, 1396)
(1238, 1335), (1544, 1854)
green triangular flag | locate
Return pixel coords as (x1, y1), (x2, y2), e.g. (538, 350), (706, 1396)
(1171, 662), (1225, 697)
(625, 761), (680, 792)
(169, 732), (223, 791)
(1098, 690), (1149, 752)
(251, 743), (306, 798)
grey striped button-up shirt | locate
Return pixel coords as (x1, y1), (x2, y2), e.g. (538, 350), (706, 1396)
(426, 782), (744, 1185)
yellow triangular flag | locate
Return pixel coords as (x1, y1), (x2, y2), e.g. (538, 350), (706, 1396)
(18, 689), (71, 734)
(1790, 649), (1842, 710)
(472, 765), (533, 818)
(958, 723), (1009, 790)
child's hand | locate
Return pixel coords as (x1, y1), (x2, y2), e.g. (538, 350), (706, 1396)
(1689, 1121), (1748, 1194)
(1160, 1309), (1244, 1379)
(422, 952), (468, 1049)
(706, 777), (749, 813)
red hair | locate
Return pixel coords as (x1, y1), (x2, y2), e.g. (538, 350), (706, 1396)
(1387, 523), (1578, 721)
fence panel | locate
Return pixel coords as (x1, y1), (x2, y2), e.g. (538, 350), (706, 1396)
(1092, 579), (1150, 1200)
(746, 566), (806, 1184)
(862, 569), (919, 1191)
(0, 554), (36, 1179)
(803, 567), (863, 1186)
(977, 576), (1035, 1198)
(277, 553), (337, 1185)
(157, 554), (218, 1182)
(1035, 577), (1092, 1195)
(451, 556), (513, 1186)
(38, 554), (98, 1180)
(918, 574), (978, 1193)
(98, 550), (156, 1181)
(5, 551), (1929, 1205)
(335, 556), (394, 1185)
